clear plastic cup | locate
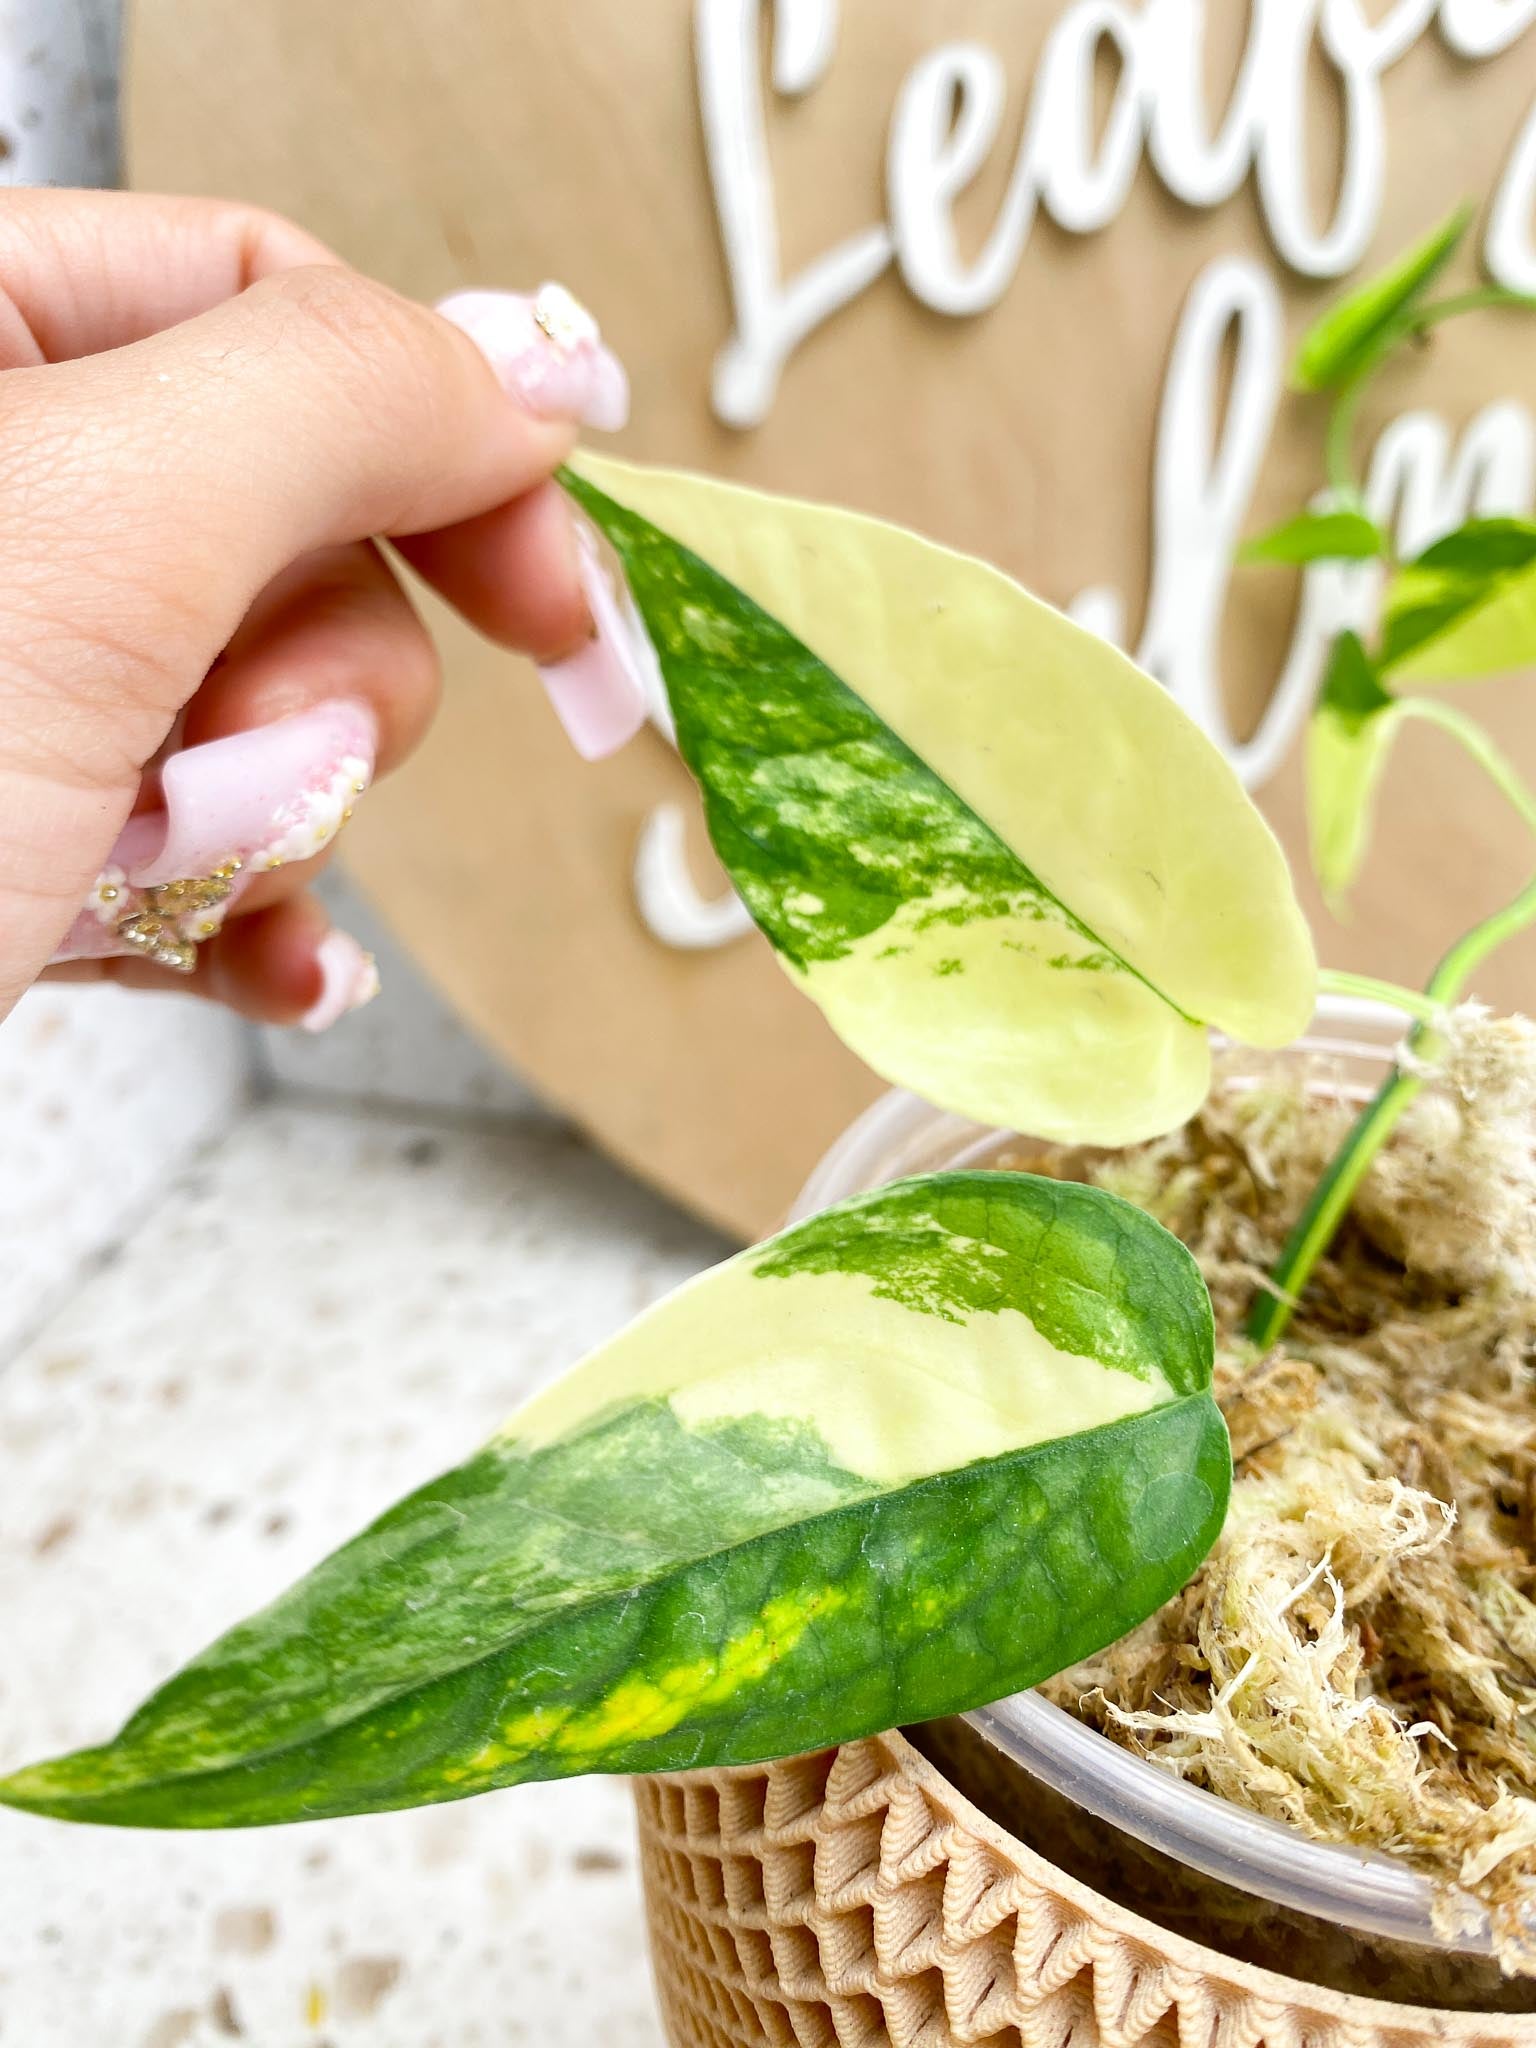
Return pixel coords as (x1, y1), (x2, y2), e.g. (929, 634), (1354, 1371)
(788, 1001), (1536, 2012)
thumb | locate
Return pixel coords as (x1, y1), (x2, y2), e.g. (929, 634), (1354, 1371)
(0, 262), (581, 776)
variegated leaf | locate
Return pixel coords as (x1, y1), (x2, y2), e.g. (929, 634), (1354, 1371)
(1306, 632), (1405, 903)
(1382, 518), (1536, 682)
(565, 455), (1314, 1149)
(0, 1174), (1227, 1828)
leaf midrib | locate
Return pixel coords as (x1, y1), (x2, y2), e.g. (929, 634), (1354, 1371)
(603, 482), (1201, 1028)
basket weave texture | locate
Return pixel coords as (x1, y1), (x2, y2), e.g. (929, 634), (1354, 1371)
(634, 1731), (1536, 2048)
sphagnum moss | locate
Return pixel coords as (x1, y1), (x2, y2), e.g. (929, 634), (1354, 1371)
(1007, 1011), (1536, 1972)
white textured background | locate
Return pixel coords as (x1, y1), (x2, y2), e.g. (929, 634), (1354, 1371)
(0, 876), (724, 2047)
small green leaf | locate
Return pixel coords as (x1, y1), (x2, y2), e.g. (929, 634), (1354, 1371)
(1306, 633), (1404, 903)
(0, 1173), (1228, 1828)
(562, 456), (1315, 1150)
(1411, 517), (1536, 577)
(1239, 508), (1390, 566)
(1382, 519), (1536, 681)
(1292, 203), (1473, 393)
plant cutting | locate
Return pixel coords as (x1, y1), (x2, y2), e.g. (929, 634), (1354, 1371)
(1238, 202), (1536, 1342)
(559, 365), (1536, 1982)
(0, 458), (1312, 1827)
(2, 214), (1535, 2016)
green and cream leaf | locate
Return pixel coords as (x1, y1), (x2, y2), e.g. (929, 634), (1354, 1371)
(564, 456), (1314, 1148)
(0, 1174), (1228, 1829)
(1381, 519), (1536, 682)
(1306, 633), (1405, 903)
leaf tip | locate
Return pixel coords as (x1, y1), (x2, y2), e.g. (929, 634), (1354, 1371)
(0, 1741), (143, 1827)
(0, 1759), (71, 1823)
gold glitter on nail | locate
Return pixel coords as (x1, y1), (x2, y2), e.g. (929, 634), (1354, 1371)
(111, 867), (241, 973)
(532, 282), (600, 354)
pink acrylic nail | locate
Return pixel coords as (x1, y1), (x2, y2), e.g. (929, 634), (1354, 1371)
(535, 522), (658, 761)
(49, 701), (377, 972)
(134, 701), (375, 887)
(301, 930), (381, 1033)
(436, 284), (629, 432)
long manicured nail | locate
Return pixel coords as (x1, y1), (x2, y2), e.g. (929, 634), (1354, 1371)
(534, 521), (656, 760)
(134, 701), (376, 887)
(49, 701), (377, 970)
(301, 930), (381, 1033)
(436, 284), (629, 431)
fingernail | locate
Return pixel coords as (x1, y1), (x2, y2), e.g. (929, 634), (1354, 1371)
(301, 930), (381, 1033)
(436, 283), (629, 431)
(134, 700), (376, 887)
(535, 521), (657, 760)
(48, 701), (377, 969)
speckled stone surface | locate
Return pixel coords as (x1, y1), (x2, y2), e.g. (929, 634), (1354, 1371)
(0, 984), (247, 1361)
(0, 1098), (725, 2047)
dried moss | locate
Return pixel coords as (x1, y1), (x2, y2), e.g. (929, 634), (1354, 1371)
(1010, 1007), (1536, 1972)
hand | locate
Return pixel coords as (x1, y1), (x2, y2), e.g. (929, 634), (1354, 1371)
(0, 191), (651, 1028)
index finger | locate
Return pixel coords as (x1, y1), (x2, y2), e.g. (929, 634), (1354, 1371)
(0, 188), (337, 367)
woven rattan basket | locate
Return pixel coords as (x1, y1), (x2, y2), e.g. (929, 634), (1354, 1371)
(634, 1731), (1536, 2048)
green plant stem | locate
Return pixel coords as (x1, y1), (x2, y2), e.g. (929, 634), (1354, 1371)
(1408, 286), (1536, 332)
(1249, 720), (1536, 1350)
(1246, 1063), (1426, 1351)
(1314, 969), (1442, 1025)
(1325, 373), (1369, 499)
(1256, 278), (1536, 1349)
(1321, 287), (1536, 501)
(1405, 699), (1536, 834)
(1422, 870), (1536, 1007)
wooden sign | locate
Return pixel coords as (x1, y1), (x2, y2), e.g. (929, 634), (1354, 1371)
(129, 1), (1536, 1240)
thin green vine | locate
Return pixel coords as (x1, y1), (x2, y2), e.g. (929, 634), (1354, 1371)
(1242, 216), (1536, 1347)
(1318, 285), (1536, 503)
(1250, 719), (1536, 1349)
(1324, 369), (1373, 502)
